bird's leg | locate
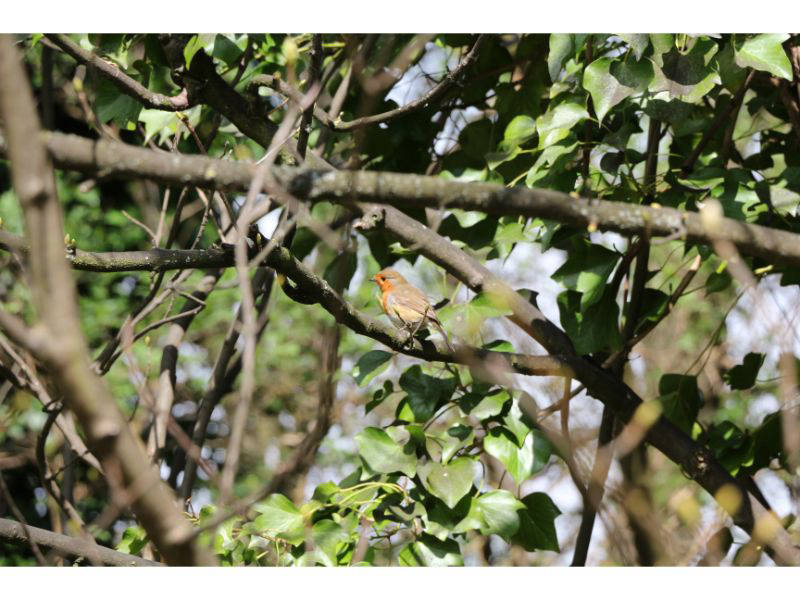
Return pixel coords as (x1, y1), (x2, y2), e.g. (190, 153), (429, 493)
(410, 319), (425, 337)
(403, 326), (415, 348)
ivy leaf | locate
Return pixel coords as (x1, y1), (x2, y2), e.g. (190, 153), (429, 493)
(724, 352), (765, 390)
(650, 38), (720, 102)
(355, 427), (416, 477)
(536, 102), (589, 149)
(552, 240), (621, 310)
(475, 490), (525, 539)
(513, 492), (561, 552)
(547, 34), (575, 82)
(734, 34), (792, 80)
(504, 115), (536, 145)
(352, 350), (393, 386)
(704, 420), (754, 475)
(618, 34), (650, 60)
(116, 526), (147, 556)
(583, 57), (653, 123)
(751, 412), (785, 472)
(558, 289), (622, 355)
(398, 365), (457, 422)
(184, 34), (214, 68)
(484, 427), (550, 485)
(398, 534), (463, 566)
(706, 269), (732, 294)
(323, 251), (357, 290)
(212, 34), (244, 67)
(312, 519), (350, 565)
(95, 76), (142, 128)
(634, 288), (670, 332)
(657, 374), (702, 433)
(252, 494), (305, 546)
(419, 457), (476, 509)
(458, 388), (511, 420)
(437, 213), (499, 250)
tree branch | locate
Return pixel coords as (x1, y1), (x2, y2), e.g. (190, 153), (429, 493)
(45, 34), (191, 111)
(8, 131), (800, 269)
(0, 517), (161, 566)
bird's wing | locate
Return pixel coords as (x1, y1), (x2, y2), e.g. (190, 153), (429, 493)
(388, 285), (432, 319)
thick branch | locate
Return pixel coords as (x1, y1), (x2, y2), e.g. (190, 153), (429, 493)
(45, 34), (191, 111)
(0, 517), (161, 566)
(7, 131), (800, 269)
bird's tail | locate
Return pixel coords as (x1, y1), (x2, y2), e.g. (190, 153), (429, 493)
(430, 317), (454, 354)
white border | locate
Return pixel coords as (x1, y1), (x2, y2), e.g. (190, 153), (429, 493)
(0, 1), (794, 34)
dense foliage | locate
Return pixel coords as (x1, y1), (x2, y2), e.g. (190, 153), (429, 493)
(1, 33), (800, 566)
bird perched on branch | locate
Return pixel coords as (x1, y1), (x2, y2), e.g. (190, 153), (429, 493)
(372, 268), (453, 352)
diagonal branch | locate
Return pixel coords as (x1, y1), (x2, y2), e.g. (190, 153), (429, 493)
(45, 34), (191, 111)
(0, 517), (161, 566)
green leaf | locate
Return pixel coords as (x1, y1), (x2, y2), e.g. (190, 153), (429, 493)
(323, 251), (357, 290)
(398, 534), (463, 566)
(536, 102), (589, 149)
(504, 115), (536, 145)
(398, 365), (457, 423)
(484, 427), (550, 485)
(424, 494), (472, 540)
(583, 57), (653, 123)
(650, 38), (720, 102)
(475, 490), (525, 539)
(751, 412), (784, 471)
(183, 34), (213, 68)
(548, 34), (575, 82)
(635, 288), (670, 331)
(352, 351), (393, 386)
(470, 291), (515, 317)
(252, 494), (305, 545)
(138, 109), (176, 144)
(657, 374), (702, 433)
(312, 519), (351, 565)
(552, 240), (621, 310)
(355, 427), (416, 477)
(618, 34), (650, 60)
(513, 493), (561, 552)
(734, 34), (792, 80)
(459, 388), (510, 420)
(724, 352), (765, 390)
(312, 481), (340, 504)
(437, 213), (499, 250)
(116, 526), (147, 556)
(212, 34), (244, 67)
(558, 289), (622, 355)
(419, 457), (476, 509)
(95, 76), (142, 128)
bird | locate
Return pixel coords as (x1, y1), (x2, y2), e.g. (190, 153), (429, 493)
(372, 268), (453, 352)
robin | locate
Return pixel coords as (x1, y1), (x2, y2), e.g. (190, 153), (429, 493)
(372, 268), (453, 352)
